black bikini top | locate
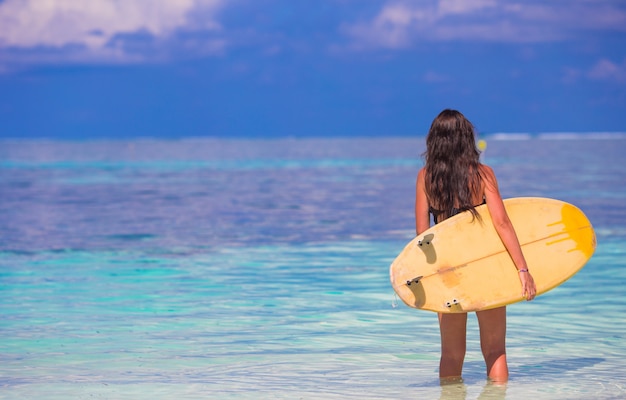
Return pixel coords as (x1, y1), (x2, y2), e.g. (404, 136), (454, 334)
(429, 198), (486, 224)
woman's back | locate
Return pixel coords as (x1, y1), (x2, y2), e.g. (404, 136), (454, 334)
(422, 109), (485, 223)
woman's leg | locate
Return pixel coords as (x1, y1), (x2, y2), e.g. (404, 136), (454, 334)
(438, 312), (468, 378)
(476, 306), (508, 382)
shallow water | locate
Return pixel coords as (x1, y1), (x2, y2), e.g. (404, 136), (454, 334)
(1, 136), (625, 399)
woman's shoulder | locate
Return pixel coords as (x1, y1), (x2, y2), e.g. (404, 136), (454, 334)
(478, 164), (495, 177)
(416, 168), (425, 187)
(478, 164), (499, 189)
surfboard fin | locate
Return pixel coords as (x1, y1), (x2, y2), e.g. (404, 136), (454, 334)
(417, 233), (437, 264)
(445, 299), (460, 309)
(406, 276), (423, 286)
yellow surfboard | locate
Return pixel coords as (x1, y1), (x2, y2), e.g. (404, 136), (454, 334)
(390, 197), (596, 313)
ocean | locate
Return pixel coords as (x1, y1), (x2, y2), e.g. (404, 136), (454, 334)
(1, 135), (625, 399)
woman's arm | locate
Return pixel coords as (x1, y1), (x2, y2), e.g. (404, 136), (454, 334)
(481, 165), (537, 301)
(415, 168), (431, 235)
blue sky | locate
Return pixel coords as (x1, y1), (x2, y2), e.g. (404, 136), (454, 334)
(0, 0), (625, 139)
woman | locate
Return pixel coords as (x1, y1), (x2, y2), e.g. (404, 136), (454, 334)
(415, 109), (537, 382)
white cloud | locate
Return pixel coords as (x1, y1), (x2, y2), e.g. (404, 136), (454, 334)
(342, 0), (626, 49)
(561, 58), (626, 85)
(341, 3), (432, 49)
(588, 58), (626, 83)
(437, 0), (497, 16)
(0, 0), (225, 64)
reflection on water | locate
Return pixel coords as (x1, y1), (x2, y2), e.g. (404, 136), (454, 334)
(439, 378), (507, 400)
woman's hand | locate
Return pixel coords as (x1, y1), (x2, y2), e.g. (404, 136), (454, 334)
(519, 270), (537, 301)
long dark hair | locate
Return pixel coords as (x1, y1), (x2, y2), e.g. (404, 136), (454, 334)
(423, 109), (483, 221)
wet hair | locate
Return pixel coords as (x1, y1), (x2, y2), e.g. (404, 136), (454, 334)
(423, 109), (483, 221)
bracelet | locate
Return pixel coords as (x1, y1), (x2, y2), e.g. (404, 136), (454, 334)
(518, 269), (529, 273)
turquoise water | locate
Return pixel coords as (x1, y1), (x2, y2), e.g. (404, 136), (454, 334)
(1, 136), (625, 399)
